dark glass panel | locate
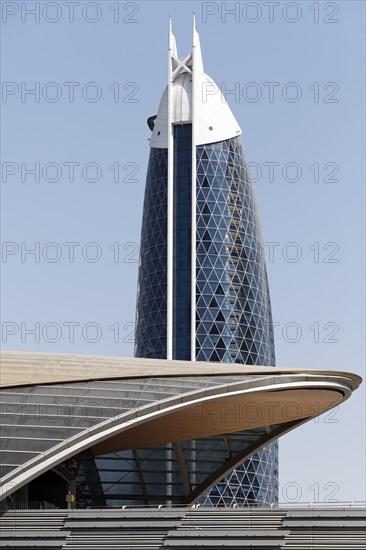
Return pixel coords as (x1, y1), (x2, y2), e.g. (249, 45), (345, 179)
(173, 124), (192, 360)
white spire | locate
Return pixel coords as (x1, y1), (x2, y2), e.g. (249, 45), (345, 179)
(192, 12), (204, 74)
(168, 14), (178, 59)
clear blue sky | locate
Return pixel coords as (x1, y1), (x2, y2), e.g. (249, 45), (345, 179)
(1, 0), (365, 503)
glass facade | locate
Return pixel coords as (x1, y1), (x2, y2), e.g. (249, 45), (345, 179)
(76, 429), (276, 507)
(135, 132), (278, 506)
(195, 136), (278, 506)
(195, 137), (275, 365)
(135, 147), (168, 359)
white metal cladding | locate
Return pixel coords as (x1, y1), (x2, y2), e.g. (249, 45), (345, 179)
(1, 351), (361, 388)
(150, 73), (242, 148)
(191, 17), (198, 361)
(166, 17), (174, 359)
(150, 19), (241, 149)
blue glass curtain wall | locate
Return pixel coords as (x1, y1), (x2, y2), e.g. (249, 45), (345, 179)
(173, 124), (192, 360)
(195, 136), (278, 506)
(195, 137), (275, 366)
(135, 147), (168, 359)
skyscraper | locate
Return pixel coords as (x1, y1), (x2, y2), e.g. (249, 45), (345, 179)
(135, 18), (278, 506)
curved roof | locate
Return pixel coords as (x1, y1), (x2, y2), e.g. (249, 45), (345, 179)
(0, 351), (361, 389)
(0, 351), (361, 504)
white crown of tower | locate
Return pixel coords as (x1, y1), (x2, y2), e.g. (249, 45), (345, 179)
(150, 14), (242, 148)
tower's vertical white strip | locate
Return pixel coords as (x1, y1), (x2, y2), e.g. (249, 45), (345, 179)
(191, 13), (197, 362)
(167, 20), (174, 498)
(167, 16), (174, 360)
